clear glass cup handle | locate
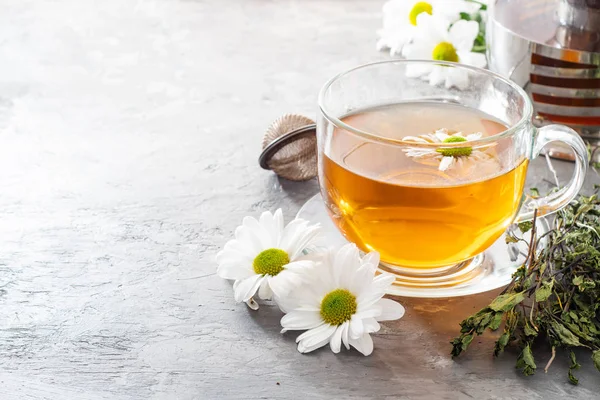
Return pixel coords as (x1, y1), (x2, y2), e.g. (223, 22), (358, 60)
(515, 124), (588, 222)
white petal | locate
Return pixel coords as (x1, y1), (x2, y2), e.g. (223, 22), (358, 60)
(259, 210), (280, 247)
(439, 156), (455, 171)
(279, 219), (311, 256)
(405, 62), (433, 77)
(349, 315), (365, 339)
(349, 263), (377, 297)
(355, 304), (383, 320)
(349, 333), (374, 356)
(428, 65), (447, 86)
(235, 224), (266, 254)
(215, 248), (251, 264)
(459, 51), (487, 68)
(283, 259), (314, 274)
(278, 219), (303, 250)
(449, 19), (479, 52)
(287, 224), (321, 260)
(242, 215), (271, 249)
(296, 324), (337, 353)
(216, 260), (254, 280)
(402, 136), (430, 144)
(361, 252), (380, 268)
(445, 67), (470, 90)
(330, 325), (344, 353)
(233, 275), (264, 303)
(297, 335), (332, 354)
(403, 41), (432, 59)
(333, 244), (361, 288)
(357, 274), (395, 308)
(415, 13), (448, 43)
(273, 208), (284, 236)
(281, 310), (324, 332)
(341, 321), (350, 350)
(375, 298), (406, 321)
(434, 131), (450, 142)
(363, 317), (381, 333)
(222, 239), (256, 259)
(269, 270), (304, 300)
(466, 132), (482, 141)
(433, 1), (461, 20)
(258, 278), (273, 300)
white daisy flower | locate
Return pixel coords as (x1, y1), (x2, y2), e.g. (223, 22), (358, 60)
(376, 0), (480, 55)
(280, 244), (405, 356)
(402, 13), (487, 89)
(402, 128), (494, 171)
(216, 209), (320, 310)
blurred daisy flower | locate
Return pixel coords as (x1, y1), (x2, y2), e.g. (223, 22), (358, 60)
(377, 0), (481, 55)
(402, 14), (486, 88)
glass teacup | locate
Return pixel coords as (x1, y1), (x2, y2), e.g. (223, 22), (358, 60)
(317, 60), (587, 278)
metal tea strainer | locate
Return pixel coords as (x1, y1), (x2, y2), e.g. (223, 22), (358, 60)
(259, 114), (318, 181)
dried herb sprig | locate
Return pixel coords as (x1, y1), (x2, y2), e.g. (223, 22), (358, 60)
(451, 192), (600, 384)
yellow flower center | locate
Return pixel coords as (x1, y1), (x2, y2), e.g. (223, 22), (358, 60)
(253, 248), (289, 276)
(320, 289), (357, 326)
(432, 42), (459, 62)
(409, 2), (433, 26)
(437, 136), (473, 157)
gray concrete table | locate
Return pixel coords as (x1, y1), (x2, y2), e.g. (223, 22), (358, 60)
(1, 1), (599, 399)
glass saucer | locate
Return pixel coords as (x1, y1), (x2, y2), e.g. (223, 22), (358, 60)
(297, 193), (550, 298)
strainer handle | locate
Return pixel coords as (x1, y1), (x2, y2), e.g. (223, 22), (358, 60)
(515, 124), (588, 222)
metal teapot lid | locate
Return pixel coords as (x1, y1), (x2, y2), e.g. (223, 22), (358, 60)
(493, 0), (600, 54)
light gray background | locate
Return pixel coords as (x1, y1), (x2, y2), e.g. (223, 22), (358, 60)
(1, 1), (599, 399)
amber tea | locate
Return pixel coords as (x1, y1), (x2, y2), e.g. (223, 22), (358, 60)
(321, 102), (528, 268)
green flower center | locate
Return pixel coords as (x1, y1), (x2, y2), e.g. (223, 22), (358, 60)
(437, 136), (473, 157)
(320, 289), (357, 326)
(253, 248), (289, 276)
(432, 42), (459, 62)
(409, 2), (433, 26)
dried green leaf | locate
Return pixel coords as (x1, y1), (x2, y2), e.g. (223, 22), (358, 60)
(476, 313), (493, 334)
(461, 334), (474, 351)
(569, 351), (581, 369)
(494, 332), (510, 357)
(524, 323), (538, 337)
(568, 311), (579, 322)
(551, 321), (583, 347)
(489, 292), (525, 312)
(568, 369), (579, 385)
(592, 351), (600, 372)
(505, 235), (519, 244)
(516, 344), (536, 376)
(450, 337), (464, 357)
(518, 221), (533, 233)
(488, 312), (504, 331)
(451, 193), (600, 384)
(535, 279), (554, 302)
(568, 351), (581, 385)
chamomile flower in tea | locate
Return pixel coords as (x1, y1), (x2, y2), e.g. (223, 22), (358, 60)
(401, 129), (495, 172)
